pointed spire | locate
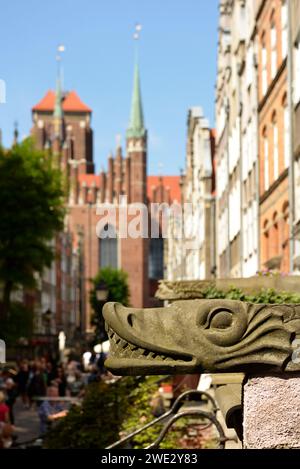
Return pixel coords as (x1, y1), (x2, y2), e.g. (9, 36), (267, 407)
(53, 46), (64, 139)
(126, 61), (146, 139)
(13, 121), (19, 146)
(54, 75), (63, 121)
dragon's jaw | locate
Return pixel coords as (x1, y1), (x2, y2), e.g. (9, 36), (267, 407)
(103, 301), (197, 375)
(105, 324), (197, 375)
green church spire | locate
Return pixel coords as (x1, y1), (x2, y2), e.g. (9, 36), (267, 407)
(53, 75), (63, 120)
(126, 61), (146, 139)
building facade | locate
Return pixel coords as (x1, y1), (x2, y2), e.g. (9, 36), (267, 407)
(32, 61), (180, 330)
(166, 107), (215, 281)
(215, 0), (260, 279)
(257, 0), (290, 273)
(215, 0), (300, 277)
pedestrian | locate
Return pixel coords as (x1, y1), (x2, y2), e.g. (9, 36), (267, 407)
(87, 365), (99, 384)
(55, 367), (67, 397)
(66, 371), (84, 397)
(0, 391), (9, 424)
(15, 360), (30, 408)
(27, 360), (47, 406)
(38, 386), (68, 435)
(4, 379), (17, 425)
(45, 362), (56, 386)
(96, 351), (106, 375)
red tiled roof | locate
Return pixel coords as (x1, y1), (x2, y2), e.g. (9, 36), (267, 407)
(32, 90), (92, 113)
(147, 176), (181, 203)
(64, 91), (92, 113)
(32, 90), (55, 112)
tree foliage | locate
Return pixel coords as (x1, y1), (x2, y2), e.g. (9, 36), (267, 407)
(0, 139), (65, 318)
(0, 302), (34, 343)
(90, 267), (130, 343)
(45, 376), (176, 449)
(45, 377), (139, 449)
(90, 267), (130, 307)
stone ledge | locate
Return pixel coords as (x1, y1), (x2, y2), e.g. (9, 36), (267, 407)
(156, 277), (300, 300)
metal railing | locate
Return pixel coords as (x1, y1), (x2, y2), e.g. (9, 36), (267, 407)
(106, 389), (225, 449)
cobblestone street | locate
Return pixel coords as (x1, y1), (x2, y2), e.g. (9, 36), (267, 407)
(13, 399), (40, 446)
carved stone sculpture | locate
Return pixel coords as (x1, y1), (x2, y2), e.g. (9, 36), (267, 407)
(103, 300), (300, 375)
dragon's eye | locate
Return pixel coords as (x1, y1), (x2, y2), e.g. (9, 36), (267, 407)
(209, 310), (233, 329)
(197, 302), (248, 346)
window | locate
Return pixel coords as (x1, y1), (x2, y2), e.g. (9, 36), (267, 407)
(294, 38), (300, 105)
(262, 35), (268, 95)
(99, 224), (118, 269)
(271, 22), (277, 80)
(149, 237), (164, 280)
(282, 203), (289, 262)
(263, 129), (269, 191)
(248, 204), (254, 255)
(243, 209), (248, 259)
(263, 220), (270, 263)
(272, 113), (279, 180)
(271, 212), (279, 258)
(252, 202), (258, 252)
(281, 1), (288, 59)
(283, 96), (290, 168)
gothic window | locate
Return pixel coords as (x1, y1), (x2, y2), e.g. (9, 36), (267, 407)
(272, 112), (279, 181)
(294, 36), (300, 105)
(263, 127), (269, 191)
(272, 212), (279, 258)
(270, 18), (277, 80)
(149, 237), (164, 280)
(282, 93), (290, 169)
(281, 0), (288, 59)
(99, 224), (118, 269)
(261, 33), (268, 96)
(263, 220), (270, 263)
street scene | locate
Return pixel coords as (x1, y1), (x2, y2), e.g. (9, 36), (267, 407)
(1, 0), (300, 454)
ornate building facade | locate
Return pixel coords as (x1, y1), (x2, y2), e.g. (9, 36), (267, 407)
(166, 107), (216, 281)
(215, 0), (260, 279)
(215, 0), (299, 277)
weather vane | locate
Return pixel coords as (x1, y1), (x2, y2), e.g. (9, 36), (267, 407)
(133, 23), (142, 62)
(56, 44), (65, 88)
(56, 44), (65, 62)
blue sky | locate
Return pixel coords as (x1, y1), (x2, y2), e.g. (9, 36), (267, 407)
(0, 0), (219, 175)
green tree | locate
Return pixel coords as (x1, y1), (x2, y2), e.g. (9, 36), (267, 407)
(0, 139), (65, 319)
(90, 267), (130, 343)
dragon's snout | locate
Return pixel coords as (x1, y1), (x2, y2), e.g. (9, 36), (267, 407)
(102, 302), (197, 376)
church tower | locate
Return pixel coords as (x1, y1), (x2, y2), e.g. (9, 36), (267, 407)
(120, 58), (149, 307)
(126, 61), (147, 203)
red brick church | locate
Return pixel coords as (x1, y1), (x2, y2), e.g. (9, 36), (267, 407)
(31, 61), (180, 331)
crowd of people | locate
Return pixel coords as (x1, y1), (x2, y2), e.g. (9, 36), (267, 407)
(0, 353), (106, 448)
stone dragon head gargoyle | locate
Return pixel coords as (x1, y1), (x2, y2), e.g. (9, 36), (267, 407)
(103, 300), (300, 375)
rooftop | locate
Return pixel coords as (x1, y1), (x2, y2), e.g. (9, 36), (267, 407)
(32, 90), (92, 113)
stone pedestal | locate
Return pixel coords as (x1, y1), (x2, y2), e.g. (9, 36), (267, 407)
(243, 374), (300, 449)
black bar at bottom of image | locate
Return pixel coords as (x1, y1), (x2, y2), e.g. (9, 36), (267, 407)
(1, 449), (300, 465)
